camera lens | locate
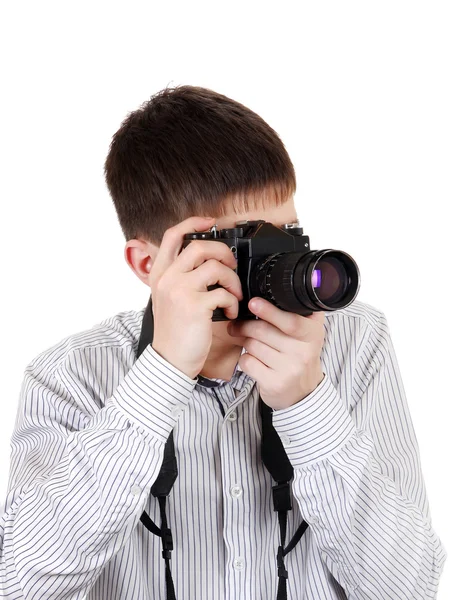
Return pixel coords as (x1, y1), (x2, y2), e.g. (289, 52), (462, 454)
(310, 255), (349, 304)
(253, 249), (360, 313)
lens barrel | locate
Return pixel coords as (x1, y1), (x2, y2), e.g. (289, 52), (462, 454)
(253, 249), (360, 313)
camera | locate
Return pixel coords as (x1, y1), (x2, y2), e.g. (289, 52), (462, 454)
(182, 219), (360, 321)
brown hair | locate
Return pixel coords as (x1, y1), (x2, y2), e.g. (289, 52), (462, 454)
(104, 84), (296, 246)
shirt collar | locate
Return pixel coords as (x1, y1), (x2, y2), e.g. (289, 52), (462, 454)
(196, 347), (248, 391)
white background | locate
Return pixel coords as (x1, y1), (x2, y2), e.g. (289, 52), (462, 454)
(1, 1), (471, 597)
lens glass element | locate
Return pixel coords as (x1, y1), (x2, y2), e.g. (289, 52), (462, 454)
(311, 269), (321, 288)
(311, 257), (348, 304)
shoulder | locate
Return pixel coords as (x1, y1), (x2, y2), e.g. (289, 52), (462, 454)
(322, 299), (392, 386)
(27, 307), (146, 373)
(324, 298), (388, 336)
(23, 306), (146, 412)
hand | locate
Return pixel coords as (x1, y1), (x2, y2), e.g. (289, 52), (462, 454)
(227, 297), (326, 411)
(149, 216), (244, 380)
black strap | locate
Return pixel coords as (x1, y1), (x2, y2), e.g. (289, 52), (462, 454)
(259, 397), (309, 600)
(139, 497), (176, 600)
(135, 295), (309, 600)
(137, 296), (178, 600)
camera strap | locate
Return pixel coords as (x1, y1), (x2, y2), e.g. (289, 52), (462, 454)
(136, 296), (309, 600)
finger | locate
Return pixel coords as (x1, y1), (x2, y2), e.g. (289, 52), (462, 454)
(248, 297), (312, 340)
(187, 259), (243, 301)
(175, 238), (237, 274)
(151, 216), (216, 281)
(242, 337), (282, 370)
(307, 310), (326, 323)
(204, 286), (241, 320)
(229, 319), (291, 353)
(238, 351), (272, 383)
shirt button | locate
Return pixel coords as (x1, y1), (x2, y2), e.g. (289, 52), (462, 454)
(280, 434), (291, 446)
(307, 514), (319, 524)
(130, 485), (142, 496)
(230, 485), (243, 498)
(227, 411), (237, 421)
(233, 557), (244, 570)
(171, 405), (183, 418)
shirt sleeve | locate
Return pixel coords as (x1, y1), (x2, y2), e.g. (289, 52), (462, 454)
(271, 310), (447, 599)
(0, 343), (197, 600)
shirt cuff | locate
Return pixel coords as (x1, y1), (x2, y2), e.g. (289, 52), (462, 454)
(109, 343), (198, 443)
(271, 372), (356, 467)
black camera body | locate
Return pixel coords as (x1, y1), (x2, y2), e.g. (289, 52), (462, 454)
(182, 219), (360, 321)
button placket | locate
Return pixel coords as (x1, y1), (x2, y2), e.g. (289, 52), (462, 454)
(219, 396), (249, 588)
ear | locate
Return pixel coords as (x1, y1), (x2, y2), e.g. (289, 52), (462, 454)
(124, 239), (157, 285)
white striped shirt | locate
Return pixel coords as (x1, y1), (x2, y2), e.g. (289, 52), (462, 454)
(0, 299), (447, 599)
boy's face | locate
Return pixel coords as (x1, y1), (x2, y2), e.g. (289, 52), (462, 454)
(211, 194), (298, 345)
(126, 194), (298, 348)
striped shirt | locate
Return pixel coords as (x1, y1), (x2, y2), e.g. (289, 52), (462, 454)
(0, 299), (447, 599)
